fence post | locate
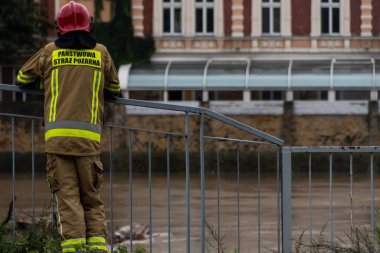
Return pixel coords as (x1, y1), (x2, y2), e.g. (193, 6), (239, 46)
(282, 147), (292, 253)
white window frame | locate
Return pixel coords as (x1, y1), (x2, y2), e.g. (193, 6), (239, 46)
(261, 0), (281, 35)
(162, 0), (182, 35)
(311, 0), (349, 37)
(320, 0), (341, 35)
(195, 0), (215, 35)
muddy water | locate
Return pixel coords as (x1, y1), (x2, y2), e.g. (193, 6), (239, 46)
(0, 172), (378, 253)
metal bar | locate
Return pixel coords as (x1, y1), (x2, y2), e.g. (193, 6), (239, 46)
(329, 152), (333, 247)
(276, 146), (281, 253)
(0, 84), (284, 145)
(200, 113), (205, 253)
(370, 153), (374, 245)
(166, 135), (171, 253)
(349, 153), (354, 236)
(0, 84), (44, 95)
(204, 109), (283, 146)
(0, 112), (42, 120)
(204, 136), (272, 145)
(12, 117), (16, 240)
(288, 146), (380, 153)
(236, 145), (240, 253)
(31, 119), (35, 226)
(308, 153), (312, 242)
(109, 127), (114, 252)
(148, 132), (153, 252)
(281, 147), (292, 253)
(128, 130), (133, 252)
(185, 112), (191, 253)
(104, 124), (185, 138)
(257, 149), (261, 253)
(216, 143), (220, 253)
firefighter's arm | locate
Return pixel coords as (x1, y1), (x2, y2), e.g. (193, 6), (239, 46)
(104, 50), (122, 99)
(16, 47), (45, 89)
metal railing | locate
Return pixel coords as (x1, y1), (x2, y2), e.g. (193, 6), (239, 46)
(282, 146), (380, 252)
(3, 83), (380, 252)
(0, 84), (283, 253)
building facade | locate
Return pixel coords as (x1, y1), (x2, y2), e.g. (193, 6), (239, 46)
(115, 0), (379, 112)
(2, 0), (380, 109)
(132, 0), (380, 54)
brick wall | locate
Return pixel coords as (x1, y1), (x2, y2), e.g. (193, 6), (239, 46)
(143, 0), (153, 36)
(224, 0), (233, 36)
(243, 0), (252, 36)
(351, 0), (361, 36)
(372, 0), (380, 35)
(291, 0), (311, 36)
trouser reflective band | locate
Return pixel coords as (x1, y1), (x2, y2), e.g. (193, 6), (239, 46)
(87, 237), (108, 251)
(45, 121), (102, 142)
(61, 238), (86, 252)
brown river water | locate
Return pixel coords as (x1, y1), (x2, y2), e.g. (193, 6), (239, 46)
(0, 171), (379, 253)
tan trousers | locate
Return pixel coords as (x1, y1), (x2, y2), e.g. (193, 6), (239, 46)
(46, 153), (108, 252)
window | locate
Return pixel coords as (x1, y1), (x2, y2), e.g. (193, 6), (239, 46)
(168, 90), (183, 101)
(294, 91), (328, 100)
(336, 91), (369, 100)
(129, 91), (163, 101)
(163, 0), (182, 34)
(262, 0), (281, 35)
(209, 91), (243, 101)
(321, 0), (340, 35)
(195, 0), (214, 35)
(251, 91), (284, 100)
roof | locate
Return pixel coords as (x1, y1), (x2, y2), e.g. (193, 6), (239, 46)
(119, 58), (378, 90)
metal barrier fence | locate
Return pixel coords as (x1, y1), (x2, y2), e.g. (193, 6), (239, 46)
(282, 146), (380, 252)
(3, 83), (380, 253)
(0, 84), (284, 253)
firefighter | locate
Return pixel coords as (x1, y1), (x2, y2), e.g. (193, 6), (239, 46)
(16, 1), (121, 252)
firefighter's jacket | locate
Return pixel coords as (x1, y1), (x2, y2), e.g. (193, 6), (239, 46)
(17, 38), (120, 156)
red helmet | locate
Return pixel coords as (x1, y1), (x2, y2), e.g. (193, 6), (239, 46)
(56, 1), (92, 35)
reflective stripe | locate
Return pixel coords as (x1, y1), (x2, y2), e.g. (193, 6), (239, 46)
(108, 83), (120, 88)
(45, 121), (101, 133)
(49, 69), (59, 122)
(61, 238), (86, 252)
(88, 245), (108, 251)
(91, 70), (101, 124)
(87, 237), (106, 243)
(62, 247), (75, 253)
(61, 238), (86, 246)
(45, 128), (101, 142)
(87, 237), (107, 251)
(105, 85), (120, 92)
(17, 70), (37, 83)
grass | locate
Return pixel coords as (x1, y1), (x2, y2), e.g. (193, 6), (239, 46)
(206, 219), (380, 253)
(0, 209), (147, 253)
(0, 209), (60, 253)
(4, 210), (379, 252)
(294, 224), (380, 253)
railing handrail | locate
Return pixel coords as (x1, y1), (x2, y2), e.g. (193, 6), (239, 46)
(0, 83), (284, 145)
(285, 146), (380, 153)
